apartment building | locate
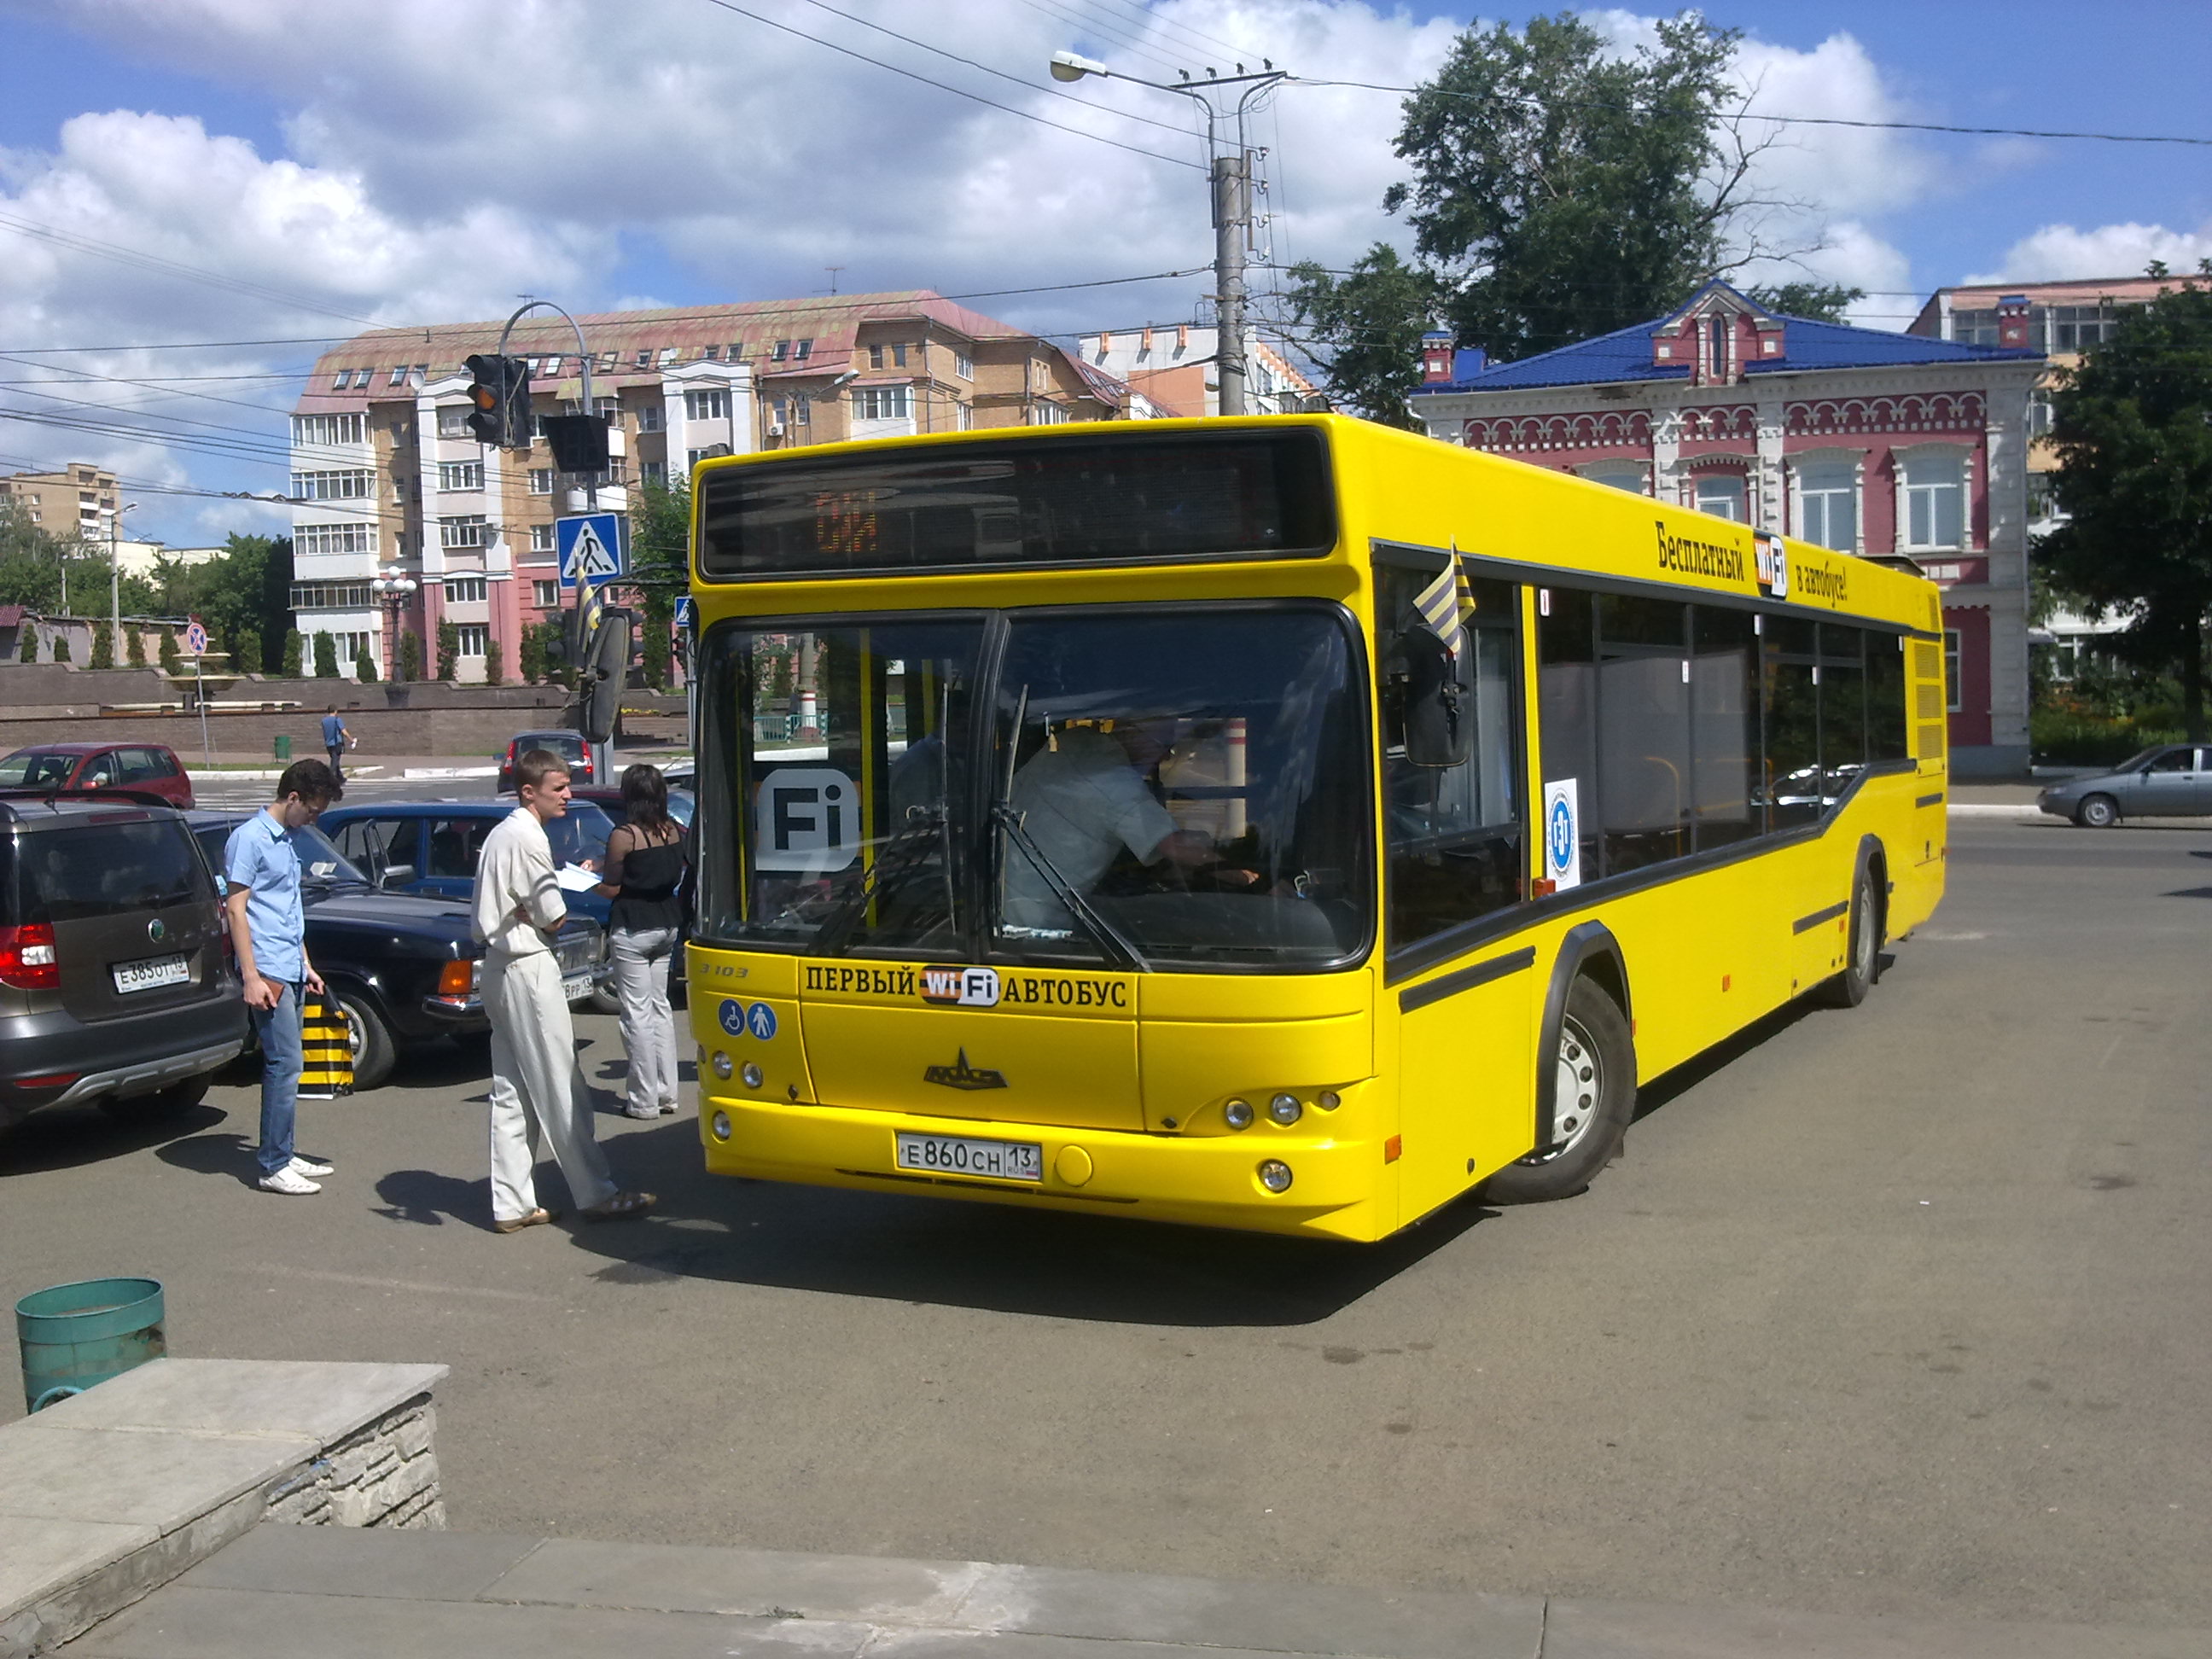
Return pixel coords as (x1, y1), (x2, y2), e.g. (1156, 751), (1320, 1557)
(1909, 272), (2209, 677)
(286, 293), (1134, 681)
(1076, 324), (1319, 417)
(1409, 279), (2044, 776)
(0, 463), (117, 538)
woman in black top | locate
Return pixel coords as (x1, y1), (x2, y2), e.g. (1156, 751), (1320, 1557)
(595, 764), (688, 1119)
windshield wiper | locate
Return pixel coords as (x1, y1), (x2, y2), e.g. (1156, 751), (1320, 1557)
(807, 806), (954, 957)
(992, 801), (1150, 973)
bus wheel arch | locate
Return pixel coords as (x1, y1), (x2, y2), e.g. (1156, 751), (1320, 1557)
(1483, 923), (1636, 1205)
(1824, 836), (1888, 1008)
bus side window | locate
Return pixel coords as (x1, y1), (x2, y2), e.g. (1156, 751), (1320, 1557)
(1691, 606), (1761, 850)
(1867, 632), (1910, 763)
(1537, 586), (1604, 882)
(1382, 567), (1524, 951)
(1596, 594), (1691, 876)
(1818, 624), (1868, 803)
(1762, 616), (1821, 830)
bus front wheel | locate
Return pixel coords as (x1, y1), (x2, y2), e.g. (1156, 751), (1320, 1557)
(1484, 978), (1634, 1204)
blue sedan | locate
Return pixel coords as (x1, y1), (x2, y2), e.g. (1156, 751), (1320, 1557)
(317, 799), (620, 929)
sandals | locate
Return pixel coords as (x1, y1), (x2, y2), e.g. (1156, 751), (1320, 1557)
(583, 1190), (656, 1223)
(493, 1207), (559, 1234)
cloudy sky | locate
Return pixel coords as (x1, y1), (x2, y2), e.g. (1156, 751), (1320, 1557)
(0, 0), (2207, 545)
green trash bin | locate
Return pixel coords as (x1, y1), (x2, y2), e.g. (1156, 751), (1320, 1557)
(273, 733), (292, 761)
(15, 1277), (166, 1413)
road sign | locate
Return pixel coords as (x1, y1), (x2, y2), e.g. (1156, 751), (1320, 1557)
(673, 596), (693, 631)
(182, 620), (208, 655)
(556, 513), (627, 589)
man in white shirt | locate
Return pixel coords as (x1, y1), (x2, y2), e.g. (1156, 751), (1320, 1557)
(1002, 723), (1215, 932)
(474, 748), (655, 1232)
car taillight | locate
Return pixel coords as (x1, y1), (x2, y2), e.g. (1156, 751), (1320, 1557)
(0, 923), (60, 991)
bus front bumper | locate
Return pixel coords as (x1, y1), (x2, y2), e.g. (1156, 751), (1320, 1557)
(698, 1092), (1390, 1242)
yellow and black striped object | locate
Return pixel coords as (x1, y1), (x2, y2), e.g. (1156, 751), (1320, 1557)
(298, 992), (354, 1100)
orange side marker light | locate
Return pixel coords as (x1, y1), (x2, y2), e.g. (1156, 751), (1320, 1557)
(1382, 1135), (1402, 1164)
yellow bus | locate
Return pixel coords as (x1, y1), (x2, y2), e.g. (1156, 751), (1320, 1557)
(684, 415), (1947, 1243)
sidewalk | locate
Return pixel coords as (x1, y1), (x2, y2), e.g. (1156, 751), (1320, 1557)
(64, 1525), (2206, 1658)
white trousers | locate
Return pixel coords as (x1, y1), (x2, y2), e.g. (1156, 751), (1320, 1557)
(485, 949), (615, 1220)
(609, 925), (682, 1114)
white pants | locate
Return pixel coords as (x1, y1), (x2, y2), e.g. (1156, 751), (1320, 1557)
(485, 949), (615, 1220)
(609, 925), (682, 1114)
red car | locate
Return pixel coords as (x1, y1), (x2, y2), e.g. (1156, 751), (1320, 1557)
(0, 742), (195, 808)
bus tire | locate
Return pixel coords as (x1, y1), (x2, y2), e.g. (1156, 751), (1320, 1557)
(1483, 977), (1634, 1204)
(1822, 859), (1883, 1009)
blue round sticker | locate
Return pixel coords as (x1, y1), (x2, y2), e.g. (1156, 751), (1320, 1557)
(1547, 795), (1575, 873)
(746, 1002), (777, 1041)
(717, 998), (748, 1037)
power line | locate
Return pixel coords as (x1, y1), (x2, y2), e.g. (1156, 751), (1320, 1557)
(1015, 0), (1183, 75)
(1083, 0), (1270, 68)
(697, 0), (1203, 170)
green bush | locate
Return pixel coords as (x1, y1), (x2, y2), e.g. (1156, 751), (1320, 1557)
(2030, 707), (2186, 768)
(158, 629), (179, 674)
(279, 631), (302, 677)
(126, 626), (146, 667)
(354, 643), (379, 684)
(398, 631), (422, 683)
(313, 632), (340, 678)
(90, 622), (114, 670)
(483, 639), (504, 686)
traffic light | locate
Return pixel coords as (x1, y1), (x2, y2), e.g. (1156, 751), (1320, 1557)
(542, 412), (609, 475)
(462, 353), (531, 448)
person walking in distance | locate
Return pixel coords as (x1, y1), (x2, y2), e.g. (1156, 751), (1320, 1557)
(223, 759), (343, 1196)
(595, 764), (687, 1119)
(320, 705), (354, 783)
(474, 747), (655, 1232)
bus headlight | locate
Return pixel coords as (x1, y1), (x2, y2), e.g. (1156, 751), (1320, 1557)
(1268, 1093), (1302, 1125)
(1317, 1090), (1341, 1111)
(711, 1051), (734, 1080)
(1257, 1160), (1293, 1193)
(710, 1111), (731, 1141)
(741, 1062), (764, 1090)
(1223, 1098), (1254, 1129)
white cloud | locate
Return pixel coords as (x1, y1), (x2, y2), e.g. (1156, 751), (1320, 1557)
(1967, 219), (2212, 285)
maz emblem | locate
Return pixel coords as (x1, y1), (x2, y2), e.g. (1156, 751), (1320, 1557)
(923, 1049), (1008, 1091)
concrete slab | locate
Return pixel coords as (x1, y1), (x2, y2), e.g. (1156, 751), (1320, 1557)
(67, 1586), (875, 1659)
(20, 1359), (445, 1446)
(0, 1425), (310, 1529)
(488, 1536), (986, 1623)
(956, 1563), (1545, 1659)
(0, 1516), (154, 1619)
(178, 1523), (543, 1602)
(864, 1632), (1323, 1659)
(1540, 1598), (2212, 1658)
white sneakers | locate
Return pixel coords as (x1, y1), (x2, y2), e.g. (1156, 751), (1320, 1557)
(288, 1154), (335, 1178)
(257, 1166), (321, 1196)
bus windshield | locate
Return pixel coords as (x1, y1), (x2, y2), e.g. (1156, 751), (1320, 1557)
(701, 605), (1371, 971)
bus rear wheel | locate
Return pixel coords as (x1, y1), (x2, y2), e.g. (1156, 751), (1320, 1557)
(1822, 863), (1883, 1009)
(1483, 978), (1634, 1204)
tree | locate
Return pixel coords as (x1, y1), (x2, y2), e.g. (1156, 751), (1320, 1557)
(354, 640), (380, 683)
(52, 632), (70, 664)
(398, 630), (423, 683)
(313, 632), (340, 678)
(235, 628), (262, 675)
(125, 624), (145, 666)
(279, 630), (303, 677)
(1744, 282), (1864, 323)
(518, 623), (546, 686)
(483, 637), (504, 687)
(2040, 273), (2212, 740)
(1289, 10), (1812, 410)
(628, 475), (690, 690)
(159, 628), (180, 676)
(435, 619), (459, 681)
(90, 621), (114, 669)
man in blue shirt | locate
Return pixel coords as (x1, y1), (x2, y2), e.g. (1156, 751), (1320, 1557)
(320, 706), (353, 783)
(224, 759), (343, 1195)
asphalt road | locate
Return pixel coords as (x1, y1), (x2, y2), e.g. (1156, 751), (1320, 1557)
(4, 817), (2208, 1632)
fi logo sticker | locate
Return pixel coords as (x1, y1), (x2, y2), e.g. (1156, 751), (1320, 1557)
(754, 767), (860, 871)
(1543, 778), (1582, 892)
(922, 965), (1000, 1007)
(1755, 532), (1789, 599)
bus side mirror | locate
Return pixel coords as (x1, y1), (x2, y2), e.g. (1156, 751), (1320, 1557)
(1401, 626), (1471, 769)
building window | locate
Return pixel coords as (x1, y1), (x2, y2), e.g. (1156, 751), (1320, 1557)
(655, 346), (677, 366)
(2027, 388), (2055, 437)
(2028, 472), (2059, 521)
(702, 344), (721, 360)
(528, 468), (555, 495)
(294, 522), (377, 557)
(438, 459), (484, 492)
(292, 413), (365, 447)
(387, 365), (410, 386)
(1950, 309), (2002, 346)
(638, 404), (663, 433)
(289, 581), (375, 609)
(633, 350), (653, 369)
(1795, 458), (1859, 551)
(869, 344), (885, 370)
(533, 579), (558, 608)
(444, 577), (486, 603)
(605, 459), (627, 485)
(1944, 628), (1962, 712)
(1029, 400), (1072, 426)
(1706, 314), (1729, 380)
(642, 459), (667, 483)
(439, 515), (486, 549)
(290, 469), (375, 501)
(955, 351), (975, 380)
(541, 355), (562, 376)
(1693, 472), (1746, 521)
(795, 338), (812, 362)
(435, 405), (475, 439)
(1582, 465), (1645, 494)
(331, 631), (370, 667)
(954, 399), (975, 430)
(771, 340), (790, 363)
(684, 388), (728, 422)
(455, 624), (489, 656)
(2046, 304), (2125, 352)
(331, 371), (351, 390)
(855, 386), (911, 421)
(594, 396), (618, 422)
(529, 523), (556, 554)
(1903, 453), (1966, 550)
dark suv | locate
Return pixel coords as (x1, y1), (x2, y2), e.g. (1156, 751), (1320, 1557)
(0, 797), (246, 1131)
(496, 729), (592, 794)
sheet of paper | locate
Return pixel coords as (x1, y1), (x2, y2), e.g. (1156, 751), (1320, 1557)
(554, 864), (600, 894)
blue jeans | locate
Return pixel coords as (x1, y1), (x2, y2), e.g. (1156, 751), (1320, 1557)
(252, 982), (304, 1175)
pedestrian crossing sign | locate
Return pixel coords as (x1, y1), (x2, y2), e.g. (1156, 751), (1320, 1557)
(556, 513), (628, 589)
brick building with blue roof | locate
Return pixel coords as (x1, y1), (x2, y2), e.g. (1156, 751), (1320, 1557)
(1407, 279), (2046, 776)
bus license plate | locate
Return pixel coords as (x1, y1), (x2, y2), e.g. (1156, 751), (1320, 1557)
(894, 1131), (1043, 1183)
(113, 953), (189, 994)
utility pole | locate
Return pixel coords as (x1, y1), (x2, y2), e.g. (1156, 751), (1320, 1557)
(1049, 53), (1284, 418)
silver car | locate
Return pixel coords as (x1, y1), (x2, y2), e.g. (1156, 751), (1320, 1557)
(2037, 744), (2212, 826)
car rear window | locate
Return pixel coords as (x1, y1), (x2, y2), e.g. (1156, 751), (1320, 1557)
(0, 752), (79, 788)
(14, 818), (213, 922)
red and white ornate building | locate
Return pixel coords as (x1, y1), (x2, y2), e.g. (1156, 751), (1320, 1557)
(1408, 280), (2046, 776)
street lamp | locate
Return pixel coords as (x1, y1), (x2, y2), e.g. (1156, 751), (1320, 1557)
(370, 572), (418, 680)
(1045, 52), (1286, 416)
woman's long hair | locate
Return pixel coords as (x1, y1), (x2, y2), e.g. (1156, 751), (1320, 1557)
(620, 762), (676, 841)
